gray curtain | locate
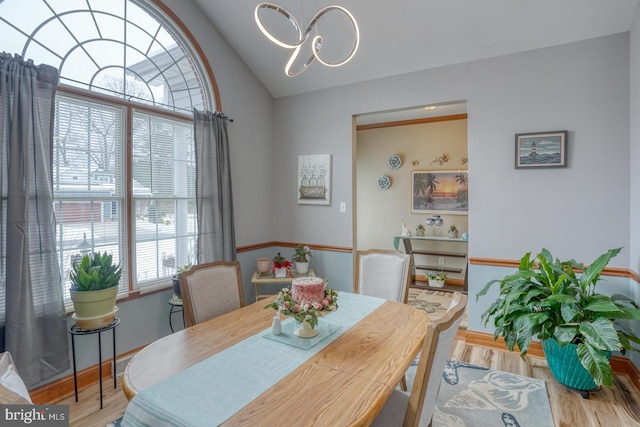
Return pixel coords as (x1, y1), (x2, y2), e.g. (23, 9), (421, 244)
(193, 109), (236, 263)
(0, 53), (69, 387)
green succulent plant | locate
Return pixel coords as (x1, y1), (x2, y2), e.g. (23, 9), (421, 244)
(478, 247), (640, 387)
(174, 263), (193, 278)
(70, 252), (122, 291)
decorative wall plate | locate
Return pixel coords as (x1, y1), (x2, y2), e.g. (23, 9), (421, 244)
(388, 155), (402, 169)
(378, 175), (391, 190)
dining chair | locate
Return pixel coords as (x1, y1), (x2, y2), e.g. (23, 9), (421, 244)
(179, 260), (245, 327)
(356, 249), (412, 390)
(355, 249), (412, 304)
(371, 292), (468, 427)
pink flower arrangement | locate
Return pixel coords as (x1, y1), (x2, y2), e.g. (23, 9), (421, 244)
(264, 281), (338, 328)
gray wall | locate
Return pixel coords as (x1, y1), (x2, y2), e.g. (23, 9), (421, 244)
(271, 32), (633, 333)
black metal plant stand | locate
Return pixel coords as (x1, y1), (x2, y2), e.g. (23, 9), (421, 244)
(69, 318), (120, 409)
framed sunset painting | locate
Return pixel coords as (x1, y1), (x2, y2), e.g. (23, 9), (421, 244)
(411, 170), (468, 214)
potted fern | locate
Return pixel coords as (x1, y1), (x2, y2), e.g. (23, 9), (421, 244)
(69, 252), (123, 330)
(478, 247), (640, 390)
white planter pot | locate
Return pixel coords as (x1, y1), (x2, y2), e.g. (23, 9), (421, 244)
(274, 267), (288, 278)
(256, 258), (271, 274)
(428, 279), (445, 288)
(296, 262), (309, 274)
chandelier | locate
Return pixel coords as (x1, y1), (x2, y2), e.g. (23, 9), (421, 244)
(254, 2), (360, 77)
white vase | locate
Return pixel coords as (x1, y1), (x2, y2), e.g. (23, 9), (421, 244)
(274, 267), (287, 278)
(295, 320), (318, 338)
(296, 261), (309, 275)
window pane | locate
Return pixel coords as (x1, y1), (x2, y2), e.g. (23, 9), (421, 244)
(55, 200), (126, 300)
(3, 0), (211, 112)
(133, 112), (196, 284)
(59, 11), (101, 41)
(132, 111), (196, 287)
(134, 199), (197, 285)
(54, 95), (127, 299)
(0, 0), (52, 37)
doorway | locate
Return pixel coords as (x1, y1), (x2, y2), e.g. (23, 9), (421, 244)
(353, 101), (468, 286)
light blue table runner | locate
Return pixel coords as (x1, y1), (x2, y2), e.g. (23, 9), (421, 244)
(122, 292), (385, 427)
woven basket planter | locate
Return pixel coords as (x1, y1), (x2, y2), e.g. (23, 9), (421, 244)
(542, 339), (610, 391)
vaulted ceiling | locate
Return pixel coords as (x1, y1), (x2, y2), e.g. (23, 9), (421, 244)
(195, 0), (640, 99)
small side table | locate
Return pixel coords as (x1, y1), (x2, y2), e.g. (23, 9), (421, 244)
(69, 318), (119, 410)
(168, 294), (185, 332)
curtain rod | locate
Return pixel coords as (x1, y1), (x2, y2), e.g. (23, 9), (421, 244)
(212, 111), (234, 122)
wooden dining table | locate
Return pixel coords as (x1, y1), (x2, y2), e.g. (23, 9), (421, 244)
(122, 292), (428, 426)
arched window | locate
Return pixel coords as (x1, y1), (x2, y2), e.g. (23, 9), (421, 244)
(0, 0), (219, 301)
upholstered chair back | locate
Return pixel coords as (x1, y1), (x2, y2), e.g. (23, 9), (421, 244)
(356, 249), (412, 303)
(179, 261), (244, 327)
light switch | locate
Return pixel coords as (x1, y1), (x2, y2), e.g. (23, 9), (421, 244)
(340, 202), (346, 213)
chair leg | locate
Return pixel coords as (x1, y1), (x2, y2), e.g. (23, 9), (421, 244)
(400, 375), (407, 391)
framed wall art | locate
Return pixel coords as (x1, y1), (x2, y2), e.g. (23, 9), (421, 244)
(411, 170), (468, 214)
(515, 130), (567, 169)
(297, 154), (331, 205)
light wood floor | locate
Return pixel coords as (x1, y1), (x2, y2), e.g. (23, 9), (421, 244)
(60, 339), (640, 427)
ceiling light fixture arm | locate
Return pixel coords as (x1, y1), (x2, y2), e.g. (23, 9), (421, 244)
(254, 2), (360, 77)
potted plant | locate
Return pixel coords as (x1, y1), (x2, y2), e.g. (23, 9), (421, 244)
(172, 263), (193, 298)
(292, 245), (312, 274)
(272, 252), (292, 278)
(448, 225), (459, 238)
(426, 271), (447, 288)
(69, 252), (123, 330)
(416, 224), (426, 237)
(478, 247), (640, 391)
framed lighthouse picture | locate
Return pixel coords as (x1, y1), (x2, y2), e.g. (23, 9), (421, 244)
(515, 130), (567, 169)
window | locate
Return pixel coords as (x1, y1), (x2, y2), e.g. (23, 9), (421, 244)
(53, 94), (127, 299)
(132, 111), (196, 287)
(0, 0), (217, 304)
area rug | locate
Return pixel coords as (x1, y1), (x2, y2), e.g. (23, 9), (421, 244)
(405, 359), (555, 427)
(407, 287), (468, 329)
